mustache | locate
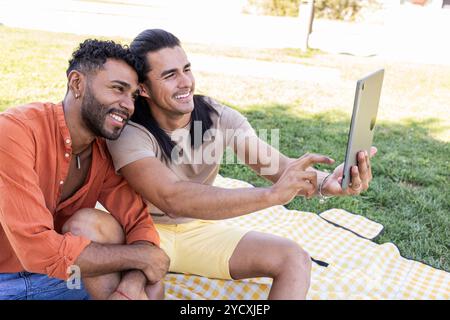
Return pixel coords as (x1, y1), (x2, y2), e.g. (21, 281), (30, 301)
(80, 91), (131, 122)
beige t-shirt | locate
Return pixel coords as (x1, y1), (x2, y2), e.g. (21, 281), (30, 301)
(107, 96), (256, 224)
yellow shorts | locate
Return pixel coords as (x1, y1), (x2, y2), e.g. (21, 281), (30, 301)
(156, 220), (250, 280)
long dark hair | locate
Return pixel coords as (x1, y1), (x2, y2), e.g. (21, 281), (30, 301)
(130, 29), (213, 161)
(131, 94), (213, 161)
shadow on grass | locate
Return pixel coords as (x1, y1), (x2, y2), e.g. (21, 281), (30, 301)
(219, 103), (450, 272)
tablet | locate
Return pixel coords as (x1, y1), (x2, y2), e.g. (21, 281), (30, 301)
(341, 69), (384, 190)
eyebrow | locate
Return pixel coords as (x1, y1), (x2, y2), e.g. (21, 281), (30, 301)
(160, 63), (191, 78)
(112, 80), (133, 88)
(111, 80), (139, 95)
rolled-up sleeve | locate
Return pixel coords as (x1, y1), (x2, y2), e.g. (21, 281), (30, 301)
(222, 107), (258, 148)
(98, 163), (160, 247)
(0, 116), (91, 280)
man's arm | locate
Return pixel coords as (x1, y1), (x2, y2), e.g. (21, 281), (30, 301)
(233, 134), (293, 184)
(234, 134), (376, 196)
(0, 116), (91, 280)
(98, 161), (160, 247)
(74, 241), (167, 283)
(119, 154), (333, 220)
(94, 157), (169, 284)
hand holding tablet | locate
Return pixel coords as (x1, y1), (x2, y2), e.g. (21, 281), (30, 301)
(341, 69), (384, 191)
(319, 69), (384, 197)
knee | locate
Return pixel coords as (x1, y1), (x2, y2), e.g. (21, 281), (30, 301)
(62, 208), (125, 244)
(276, 240), (312, 275)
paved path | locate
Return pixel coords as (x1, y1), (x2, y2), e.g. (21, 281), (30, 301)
(190, 54), (341, 83)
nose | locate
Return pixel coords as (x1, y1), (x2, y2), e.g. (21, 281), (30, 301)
(178, 72), (193, 88)
(119, 95), (135, 116)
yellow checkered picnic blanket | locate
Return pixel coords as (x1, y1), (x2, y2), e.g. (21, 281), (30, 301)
(163, 175), (450, 300)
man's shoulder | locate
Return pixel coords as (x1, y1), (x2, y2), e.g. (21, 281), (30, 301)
(1, 102), (57, 120)
(198, 95), (226, 115)
(107, 120), (158, 151)
(196, 96), (248, 131)
(121, 120), (155, 140)
(0, 102), (58, 133)
(198, 95), (245, 120)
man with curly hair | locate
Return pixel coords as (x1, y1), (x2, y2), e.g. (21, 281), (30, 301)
(0, 39), (169, 300)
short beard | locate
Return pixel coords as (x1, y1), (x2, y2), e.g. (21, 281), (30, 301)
(80, 85), (125, 140)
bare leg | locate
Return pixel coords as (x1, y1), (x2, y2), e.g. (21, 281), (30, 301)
(228, 231), (311, 300)
(62, 208), (125, 300)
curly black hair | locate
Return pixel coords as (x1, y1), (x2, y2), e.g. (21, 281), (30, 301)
(66, 39), (143, 76)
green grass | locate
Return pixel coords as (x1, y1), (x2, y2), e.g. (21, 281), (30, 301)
(1, 26), (448, 271)
(219, 106), (449, 271)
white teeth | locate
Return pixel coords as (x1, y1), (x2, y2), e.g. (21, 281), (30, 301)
(110, 114), (123, 122)
(175, 92), (190, 99)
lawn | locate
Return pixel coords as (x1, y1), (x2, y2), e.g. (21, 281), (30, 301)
(0, 26), (448, 271)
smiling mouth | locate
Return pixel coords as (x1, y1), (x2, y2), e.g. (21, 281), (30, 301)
(108, 111), (128, 123)
(174, 91), (191, 100)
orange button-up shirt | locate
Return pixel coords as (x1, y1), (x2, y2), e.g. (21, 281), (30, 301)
(0, 102), (159, 280)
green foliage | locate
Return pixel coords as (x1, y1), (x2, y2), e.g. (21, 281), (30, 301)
(243, 0), (366, 20)
(243, 0), (299, 17)
(220, 106), (450, 272)
(314, 0), (362, 20)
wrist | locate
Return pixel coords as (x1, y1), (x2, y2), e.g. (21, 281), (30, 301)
(266, 186), (281, 206)
(318, 173), (333, 203)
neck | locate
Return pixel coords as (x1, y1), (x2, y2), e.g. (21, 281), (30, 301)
(150, 105), (192, 132)
(62, 96), (96, 154)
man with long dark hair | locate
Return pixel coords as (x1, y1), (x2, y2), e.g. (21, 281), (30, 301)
(107, 29), (375, 299)
(0, 39), (169, 300)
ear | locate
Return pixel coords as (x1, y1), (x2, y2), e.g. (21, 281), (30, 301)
(67, 70), (85, 99)
(139, 83), (151, 98)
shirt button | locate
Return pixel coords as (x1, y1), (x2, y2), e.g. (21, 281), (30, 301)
(59, 180), (64, 185)
(65, 139), (71, 144)
(64, 153), (70, 158)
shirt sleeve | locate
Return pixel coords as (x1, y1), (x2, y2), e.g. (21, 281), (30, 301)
(0, 115), (91, 280)
(106, 123), (156, 172)
(98, 162), (160, 247)
(220, 105), (257, 148)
